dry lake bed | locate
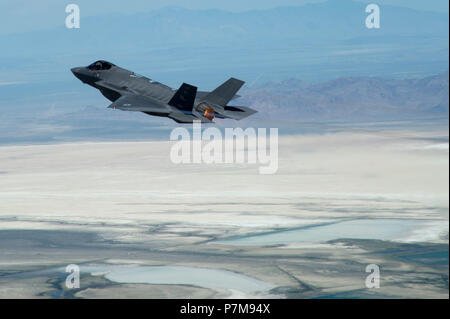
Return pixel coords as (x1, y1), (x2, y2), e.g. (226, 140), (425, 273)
(0, 126), (448, 298)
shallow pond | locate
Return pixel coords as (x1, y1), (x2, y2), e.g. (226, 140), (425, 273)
(80, 265), (273, 293)
(216, 218), (430, 245)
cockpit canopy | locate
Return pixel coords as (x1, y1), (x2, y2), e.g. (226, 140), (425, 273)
(87, 60), (115, 71)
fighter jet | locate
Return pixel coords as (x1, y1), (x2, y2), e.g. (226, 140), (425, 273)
(71, 60), (257, 123)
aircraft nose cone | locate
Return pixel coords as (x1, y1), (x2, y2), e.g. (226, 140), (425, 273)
(71, 67), (82, 75)
(71, 67), (95, 84)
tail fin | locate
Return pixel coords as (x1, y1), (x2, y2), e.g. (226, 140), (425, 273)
(168, 83), (197, 111)
(203, 78), (245, 106)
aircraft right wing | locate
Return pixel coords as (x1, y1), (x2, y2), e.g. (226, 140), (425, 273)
(107, 94), (170, 114)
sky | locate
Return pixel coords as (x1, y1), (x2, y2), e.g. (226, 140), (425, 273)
(0, 0), (448, 35)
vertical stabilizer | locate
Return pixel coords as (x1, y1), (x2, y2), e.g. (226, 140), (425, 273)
(203, 78), (245, 106)
(168, 83), (197, 111)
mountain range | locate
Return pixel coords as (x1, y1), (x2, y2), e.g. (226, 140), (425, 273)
(239, 72), (449, 121)
(0, 72), (447, 144)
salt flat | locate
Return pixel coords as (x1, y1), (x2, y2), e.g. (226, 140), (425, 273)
(0, 129), (448, 298)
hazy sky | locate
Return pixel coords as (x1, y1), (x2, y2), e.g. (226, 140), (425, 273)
(0, 0), (448, 35)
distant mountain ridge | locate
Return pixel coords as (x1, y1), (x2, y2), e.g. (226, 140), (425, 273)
(0, 72), (447, 144)
(4, 1), (447, 52)
(238, 72), (449, 121)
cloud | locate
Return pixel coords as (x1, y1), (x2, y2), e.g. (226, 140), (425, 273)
(0, 81), (25, 86)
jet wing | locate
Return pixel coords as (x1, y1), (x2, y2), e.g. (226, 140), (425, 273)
(96, 80), (132, 94)
(168, 111), (212, 124)
(107, 94), (170, 114)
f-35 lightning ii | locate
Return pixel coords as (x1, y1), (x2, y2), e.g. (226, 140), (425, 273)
(71, 60), (257, 123)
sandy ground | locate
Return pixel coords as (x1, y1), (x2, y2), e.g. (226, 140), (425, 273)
(0, 129), (448, 298)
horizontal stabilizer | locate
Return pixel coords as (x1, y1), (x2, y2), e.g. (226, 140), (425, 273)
(218, 105), (258, 120)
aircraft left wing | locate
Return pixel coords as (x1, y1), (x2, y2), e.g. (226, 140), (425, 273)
(96, 80), (131, 94)
(107, 94), (170, 114)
